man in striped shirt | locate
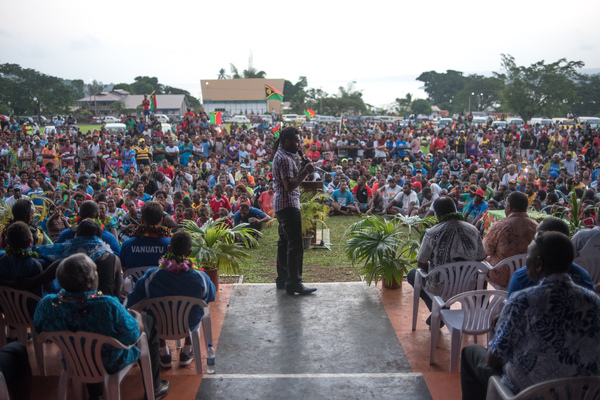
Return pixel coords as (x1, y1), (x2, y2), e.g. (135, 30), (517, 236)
(272, 127), (317, 295)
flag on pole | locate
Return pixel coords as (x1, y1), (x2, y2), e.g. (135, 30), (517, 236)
(265, 85), (284, 101)
(304, 108), (316, 119)
(342, 119), (348, 131)
(209, 111), (222, 125)
(149, 91), (157, 112)
(273, 124), (281, 137)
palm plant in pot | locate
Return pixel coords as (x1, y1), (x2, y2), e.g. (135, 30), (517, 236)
(181, 219), (260, 291)
(300, 190), (331, 250)
(344, 214), (437, 289)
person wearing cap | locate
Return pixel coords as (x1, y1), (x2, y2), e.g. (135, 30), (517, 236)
(562, 152), (577, 176)
(385, 182), (419, 216)
(135, 138), (152, 168)
(464, 188), (488, 224)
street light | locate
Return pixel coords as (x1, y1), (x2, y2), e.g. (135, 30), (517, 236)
(469, 92), (474, 114)
(478, 93), (483, 112)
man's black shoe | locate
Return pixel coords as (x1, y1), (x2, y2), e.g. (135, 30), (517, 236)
(154, 380), (170, 400)
(286, 284), (317, 295)
(276, 282), (286, 290)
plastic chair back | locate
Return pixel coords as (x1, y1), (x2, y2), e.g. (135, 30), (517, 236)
(39, 331), (154, 400)
(134, 296), (207, 340)
(486, 254), (526, 291)
(39, 331), (133, 383)
(431, 261), (487, 301)
(451, 289), (507, 336)
(123, 266), (153, 281)
(0, 286), (45, 375)
(487, 375), (600, 400)
(133, 296), (212, 375)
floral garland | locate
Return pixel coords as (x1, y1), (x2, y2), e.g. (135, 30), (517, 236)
(158, 252), (203, 274)
(133, 224), (171, 238)
(4, 246), (39, 259)
(437, 212), (464, 223)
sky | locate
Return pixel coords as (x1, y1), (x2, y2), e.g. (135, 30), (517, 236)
(2, 0), (599, 111)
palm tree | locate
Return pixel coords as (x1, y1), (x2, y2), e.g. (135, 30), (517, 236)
(243, 67), (267, 79)
(86, 80), (104, 116)
(395, 93), (413, 115)
(217, 68), (227, 79)
(230, 64), (241, 79)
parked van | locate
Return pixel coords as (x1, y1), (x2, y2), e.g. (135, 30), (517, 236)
(577, 116), (600, 129)
(314, 115), (336, 124)
(232, 115), (251, 124)
(105, 123), (127, 134)
(377, 116), (395, 124)
(506, 118), (524, 126)
(438, 118), (453, 128)
(472, 117), (487, 126)
(529, 118), (553, 127)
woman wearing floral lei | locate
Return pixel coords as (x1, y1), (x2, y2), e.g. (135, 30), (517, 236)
(125, 230), (215, 369)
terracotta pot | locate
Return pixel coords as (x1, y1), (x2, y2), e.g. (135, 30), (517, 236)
(205, 268), (219, 293)
(382, 275), (402, 290)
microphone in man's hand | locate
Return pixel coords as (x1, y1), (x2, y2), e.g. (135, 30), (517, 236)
(297, 150), (310, 164)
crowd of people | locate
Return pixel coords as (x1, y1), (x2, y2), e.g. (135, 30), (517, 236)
(0, 108), (599, 398)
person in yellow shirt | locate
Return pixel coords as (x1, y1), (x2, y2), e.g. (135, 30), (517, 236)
(134, 138), (152, 169)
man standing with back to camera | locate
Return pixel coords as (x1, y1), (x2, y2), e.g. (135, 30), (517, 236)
(272, 127), (317, 295)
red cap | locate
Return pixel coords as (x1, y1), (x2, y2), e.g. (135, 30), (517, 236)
(475, 189), (485, 198)
(411, 181), (422, 189)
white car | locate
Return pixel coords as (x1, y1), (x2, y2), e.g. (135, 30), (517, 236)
(154, 114), (170, 123)
(161, 123), (173, 135)
(103, 116), (120, 123)
(104, 123), (127, 134)
(282, 114), (300, 123)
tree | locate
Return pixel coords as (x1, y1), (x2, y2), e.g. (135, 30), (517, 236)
(110, 100), (125, 114)
(113, 83), (133, 93)
(453, 75), (505, 113)
(0, 63), (75, 119)
(498, 54), (583, 122)
(572, 73), (600, 116)
(395, 93), (413, 115)
(130, 76), (163, 95)
(164, 86), (201, 108)
(86, 80), (104, 116)
(416, 70), (468, 108)
(217, 68), (227, 79)
(411, 99), (432, 116)
(230, 64), (241, 79)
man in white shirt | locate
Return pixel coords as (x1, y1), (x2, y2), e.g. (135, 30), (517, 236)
(385, 182), (419, 216)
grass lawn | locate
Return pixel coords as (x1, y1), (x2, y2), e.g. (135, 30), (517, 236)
(77, 124), (102, 134)
(242, 214), (364, 284)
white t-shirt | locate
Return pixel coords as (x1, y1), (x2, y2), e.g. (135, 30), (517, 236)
(393, 190), (419, 211)
(381, 184), (402, 208)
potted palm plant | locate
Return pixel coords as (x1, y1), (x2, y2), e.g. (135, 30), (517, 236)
(181, 219), (259, 291)
(344, 214), (436, 289)
(300, 190), (331, 250)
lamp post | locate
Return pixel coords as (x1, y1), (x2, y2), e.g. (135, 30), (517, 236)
(469, 92), (474, 114)
(478, 93), (483, 112)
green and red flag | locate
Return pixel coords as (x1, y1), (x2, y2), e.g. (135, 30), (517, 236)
(273, 123), (281, 137)
(265, 85), (284, 101)
(210, 111), (222, 125)
(304, 108), (316, 119)
(149, 91), (157, 112)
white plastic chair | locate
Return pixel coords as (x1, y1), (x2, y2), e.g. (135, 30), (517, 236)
(122, 266), (154, 292)
(0, 372), (9, 400)
(483, 254), (526, 291)
(0, 286), (45, 375)
(574, 234), (600, 285)
(132, 296), (213, 375)
(486, 375), (600, 400)
(38, 331), (155, 400)
(412, 261), (488, 331)
(430, 289), (507, 372)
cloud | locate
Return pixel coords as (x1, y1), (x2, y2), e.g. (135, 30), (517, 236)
(69, 35), (101, 51)
(0, 29), (8, 37)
